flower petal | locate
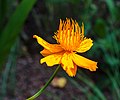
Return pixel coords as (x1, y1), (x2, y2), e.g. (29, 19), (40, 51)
(40, 52), (64, 66)
(76, 38), (93, 53)
(72, 54), (98, 71)
(61, 52), (74, 70)
(61, 52), (77, 77)
(33, 35), (64, 53)
(40, 49), (52, 56)
(67, 63), (77, 77)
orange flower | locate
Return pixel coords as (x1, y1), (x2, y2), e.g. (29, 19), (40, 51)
(33, 18), (98, 77)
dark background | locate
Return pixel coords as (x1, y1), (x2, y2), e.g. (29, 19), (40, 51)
(0, 0), (120, 100)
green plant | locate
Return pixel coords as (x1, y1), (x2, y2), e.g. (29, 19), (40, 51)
(0, 0), (37, 70)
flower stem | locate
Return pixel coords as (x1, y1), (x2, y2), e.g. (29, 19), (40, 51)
(26, 65), (61, 100)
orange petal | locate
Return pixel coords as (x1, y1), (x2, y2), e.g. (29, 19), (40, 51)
(76, 38), (93, 53)
(40, 49), (52, 56)
(40, 52), (64, 66)
(81, 23), (84, 40)
(71, 63), (77, 76)
(33, 35), (64, 53)
(61, 52), (74, 70)
(61, 63), (77, 77)
(61, 52), (77, 77)
(72, 53), (98, 71)
(67, 63), (77, 77)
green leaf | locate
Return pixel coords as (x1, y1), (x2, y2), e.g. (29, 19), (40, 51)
(0, 0), (8, 31)
(105, 54), (119, 67)
(0, 0), (36, 69)
(105, 0), (118, 21)
(77, 71), (106, 100)
(0, 0), (7, 22)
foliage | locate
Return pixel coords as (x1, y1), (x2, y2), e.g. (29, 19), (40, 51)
(0, 0), (36, 99)
(0, 0), (36, 69)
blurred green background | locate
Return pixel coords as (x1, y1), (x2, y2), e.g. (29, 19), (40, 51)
(0, 0), (120, 100)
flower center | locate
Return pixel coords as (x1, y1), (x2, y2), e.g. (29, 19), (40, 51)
(53, 18), (84, 51)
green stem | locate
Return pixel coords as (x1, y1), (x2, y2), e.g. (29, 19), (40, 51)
(26, 65), (61, 100)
